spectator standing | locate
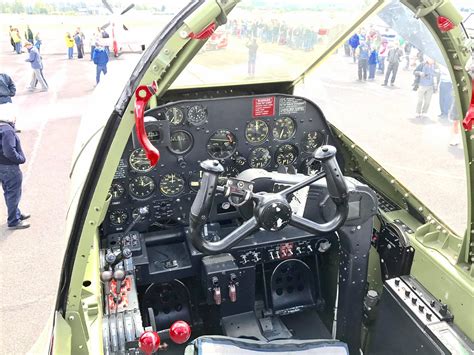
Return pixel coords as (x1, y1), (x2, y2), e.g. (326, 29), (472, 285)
(65, 32), (74, 59)
(24, 42), (48, 92)
(10, 28), (21, 54)
(382, 43), (403, 86)
(34, 32), (42, 52)
(74, 29), (85, 59)
(25, 25), (34, 43)
(368, 47), (378, 80)
(92, 43), (109, 84)
(9, 25), (16, 52)
(0, 103), (30, 229)
(414, 58), (438, 118)
(0, 73), (16, 104)
(378, 39), (388, 74)
(438, 67), (453, 119)
(348, 33), (360, 63)
(403, 42), (412, 70)
(89, 32), (98, 61)
(357, 41), (369, 81)
(448, 98), (461, 146)
(246, 38), (258, 77)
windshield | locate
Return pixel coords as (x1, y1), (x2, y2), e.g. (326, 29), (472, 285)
(173, 0), (379, 88)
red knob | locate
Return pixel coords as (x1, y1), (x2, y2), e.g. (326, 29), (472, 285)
(139, 331), (161, 354)
(169, 320), (191, 344)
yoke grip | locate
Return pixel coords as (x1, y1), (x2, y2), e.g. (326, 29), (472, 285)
(314, 145), (348, 205)
(189, 160), (224, 226)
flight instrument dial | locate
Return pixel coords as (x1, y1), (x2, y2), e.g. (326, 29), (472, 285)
(207, 129), (237, 159)
(129, 148), (153, 172)
(160, 173), (185, 196)
(245, 119), (269, 144)
(165, 107), (185, 125)
(187, 105), (207, 126)
(129, 176), (156, 199)
(302, 131), (324, 153)
(275, 144), (298, 166)
(249, 147), (271, 168)
(273, 116), (296, 141)
(109, 209), (128, 226)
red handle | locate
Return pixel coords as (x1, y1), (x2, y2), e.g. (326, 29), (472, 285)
(462, 80), (474, 131)
(134, 84), (160, 166)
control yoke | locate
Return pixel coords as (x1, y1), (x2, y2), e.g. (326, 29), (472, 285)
(188, 145), (349, 254)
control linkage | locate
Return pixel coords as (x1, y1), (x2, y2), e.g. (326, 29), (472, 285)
(189, 145), (349, 254)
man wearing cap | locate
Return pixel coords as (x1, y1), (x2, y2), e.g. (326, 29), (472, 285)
(24, 42), (48, 92)
(0, 103), (30, 229)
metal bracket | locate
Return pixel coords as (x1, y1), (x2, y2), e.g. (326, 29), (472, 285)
(414, 0), (444, 19)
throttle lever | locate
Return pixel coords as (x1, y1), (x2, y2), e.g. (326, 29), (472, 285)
(314, 145), (348, 205)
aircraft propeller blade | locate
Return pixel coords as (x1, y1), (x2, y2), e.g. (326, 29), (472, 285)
(101, 22), (111, 30)
(120, 3), (135, 15)
(101, 0), (114, 14)
(123, 24), (129, 31)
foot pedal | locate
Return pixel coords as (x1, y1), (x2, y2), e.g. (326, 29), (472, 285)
(222, 311), (267, 341)
(259, 316), (292, 340)
(270, 259), (316, 315)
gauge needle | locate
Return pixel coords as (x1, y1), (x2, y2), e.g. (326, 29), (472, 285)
(280, 128), (284, 139)
(171, 175), (175, 183)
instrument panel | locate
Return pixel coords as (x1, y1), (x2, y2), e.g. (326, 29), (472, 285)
(103, 94), (339, 234)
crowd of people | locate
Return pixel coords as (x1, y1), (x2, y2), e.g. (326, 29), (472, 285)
(9, 25), (42, 54)
(227, 19), (321, 52)
(346, 27), (462, 146)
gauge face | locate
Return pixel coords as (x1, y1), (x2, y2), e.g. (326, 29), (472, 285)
(275, 144), (298, 166)
(109, 209), (128, 226)
(129, 148), (153, 172)
(189, 171), (203, 192)
(169, 130), (193, 155)
(147, 130), (161, 142)
(187, 105), (207, 126)
(108, 183), (125, 200)
(302, 131), (324, 153)
(165, 107), (185, 125)
(300, 157), (322, 176)
(207, 129), (237, 159)
(160, 173), (185, 196)
(249, 147), (271, 168)
(273, 116), (296, 141)
(245, 119), (269, 144)
(218, 166), (240, 186)
(129, 176), (156, 199)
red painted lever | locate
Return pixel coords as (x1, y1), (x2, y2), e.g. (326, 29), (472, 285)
(134, 83), (160, 166)
(462, 80), (474, 131)
(189, 22), (216, 40)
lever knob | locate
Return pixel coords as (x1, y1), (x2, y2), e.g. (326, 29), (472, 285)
(139, 331), (161, 355)
(169, 320), (191, 344)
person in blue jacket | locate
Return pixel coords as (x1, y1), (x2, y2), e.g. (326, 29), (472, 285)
(24, 42), (48, 91)
(92, 43), (109, 84)
(368, 47), (378, 80)
(0, 104), (30, 230)
(348, 33), (360, 63)
(0, 73), (16, 105)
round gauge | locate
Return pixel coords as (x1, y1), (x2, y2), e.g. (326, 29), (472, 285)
(207, 129), (237, 159)
(160, 173), (185, 196)
(129, 176), (156, 199)
(275, 144), (298, 166)
(109, 209), (128, 226)
(300, 157), (322, 176)
(187, 105), (207, 126)
(132, 207), (149, 221)
(302, 131), (324, 153)
(108, 183), (125, 200)
(169, 130), (193, 155)
(189, 171), (202, 192)
(218, 166), (240, 186)
(245, 119), (269, 144)
(147, 129), (161, 142)
(249, 147), (271, 168)
(273, 116), (296, 141)
(129, 148), (153, 172)
(165, 107), (185, 125)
